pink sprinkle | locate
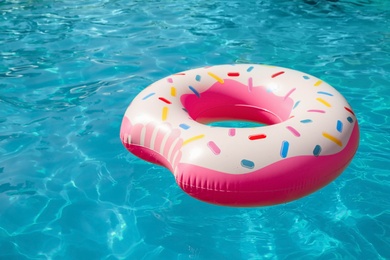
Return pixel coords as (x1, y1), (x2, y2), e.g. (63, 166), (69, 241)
(248, 77), (253, 92)
(207, 141), (221, 155)
(228, 128), (236, 136)
(307, 109), (326, 113)
(167, 78), (173, 83)
(286, 126), (301, 137)
(284, 88), (296, 101)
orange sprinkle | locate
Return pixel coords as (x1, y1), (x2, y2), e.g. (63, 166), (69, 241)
(162, 107), (168, 121)
(314, 80), (323, 86)
(322, 132), (342, 147)
(170, 87), (176, 97)
(183, 134), (205, 146)
(316, 97), (331, 107)
(207, 72), (224, 84)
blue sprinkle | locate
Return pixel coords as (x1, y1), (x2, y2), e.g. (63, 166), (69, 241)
(293, 100), (301, 109)
(303, 75), (310, 80)
(280, 141), (289, 158)
(241, 159), (255, 169)
(336, 120), (343, 133)
(179, 123), (190, 130)
(195, 75), (201, 81)
(313, 145), (322, 157)
(317, 91), (334, 96)
(347, 116), (354, 123)
(142, 92), (155, 100)
(189, 86), (200, 97)
(247, 66), (254, 72)
(300, 119), (312, 123)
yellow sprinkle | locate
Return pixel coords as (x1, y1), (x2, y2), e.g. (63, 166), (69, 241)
(316, 97), (331, 107)
(322, 132), (342, 147)
(314, 80), (323, 86)
(170, 87), (176, 97)
(162, 106), (168, 121)
(183, 134), (205, 146)
(207, 72), (224, 84)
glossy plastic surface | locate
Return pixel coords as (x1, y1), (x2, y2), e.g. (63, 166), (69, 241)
(120, 64), (359, 207)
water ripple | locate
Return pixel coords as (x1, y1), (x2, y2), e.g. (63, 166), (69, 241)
(0, 0), (389, 259)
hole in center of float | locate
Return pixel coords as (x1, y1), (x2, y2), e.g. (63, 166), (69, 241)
(207, 120), (266, 128)
(194, 104), (282, 126)
(180, 79), (294, 127)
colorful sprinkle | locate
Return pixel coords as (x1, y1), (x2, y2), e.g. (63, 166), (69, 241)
(314, 80), (323, 86)
(175, 73), (186, 75)
(271, 71), (285, 78)
(195, 75), (201, 81)
(179, 123), (190, 130)
(284, 88), (296, 101)
(286, 126), (300, 137)
(347, 116), (354, 123)
(207, 141), (221, 155)
(170, 87), (176, 97)
(167, 78), (173, 83)
(207, 72), (224, 83)
(228, 72), (240, 77)
(162, 107), (168, 121)
(308, 109), (326, 113)
(293, 101), (301, 109)
(300, 119), (313, 123)
(248, 134), (267, 140)
(247, 66), (254, 72)
(241, 159), (255, 169)
(142, 92), (155, 100)
(344, 106), (355, 116)
(248, 77), (253, 92)
(189, 86), (200, 97)
(313, 145), (322, 157)
(183, 134), (205, 146)
(316, 97), (331, 107)
(280, 141), (289, 158)
(317, 91), (333, 96)
(228, 128), (236, 136)
(322, 132), (342, 147)
(159, 97), (171, 104)
(336, 120), (343, 133)
(303, 75), (310, 80)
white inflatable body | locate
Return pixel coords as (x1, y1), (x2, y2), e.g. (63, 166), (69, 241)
(120, 64), (359, 207)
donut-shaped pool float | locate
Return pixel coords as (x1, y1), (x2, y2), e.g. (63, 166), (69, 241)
(120, 64), (359, 207)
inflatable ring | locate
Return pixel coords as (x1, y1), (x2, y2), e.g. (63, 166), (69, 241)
(120, 64), (359, 207)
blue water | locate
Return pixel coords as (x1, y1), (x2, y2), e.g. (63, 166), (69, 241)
(1, 0), (389, 259)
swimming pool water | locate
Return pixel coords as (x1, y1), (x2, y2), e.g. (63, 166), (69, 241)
(1, 0), (389, 259)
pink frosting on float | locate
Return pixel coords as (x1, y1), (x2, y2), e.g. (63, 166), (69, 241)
(181, 79), (294, 125)
(175, 122), (359, 207)
(120, 65), (360, 207)
(120, 116), (132, 143)
(122, 122), (359, 207)
(124, 144), (174, 171)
